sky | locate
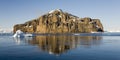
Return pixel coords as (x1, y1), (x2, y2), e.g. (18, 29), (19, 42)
(0, 0), (120, 31)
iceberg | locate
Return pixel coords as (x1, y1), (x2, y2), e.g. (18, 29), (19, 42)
(13, 30), (33, 38)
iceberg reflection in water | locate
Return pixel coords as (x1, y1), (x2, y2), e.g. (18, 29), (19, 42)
(13, 35), (102, 55)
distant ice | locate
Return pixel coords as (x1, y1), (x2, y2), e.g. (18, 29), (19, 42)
(0, 28), (12, 33)
(105, 30), (120, 33)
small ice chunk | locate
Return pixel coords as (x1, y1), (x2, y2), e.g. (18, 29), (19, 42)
(13, 30), (24, 38)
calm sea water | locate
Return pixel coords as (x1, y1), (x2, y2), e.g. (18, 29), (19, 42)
(0, 32), (120, 60)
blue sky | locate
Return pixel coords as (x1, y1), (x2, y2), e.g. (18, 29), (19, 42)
(0, 0), (120, 31)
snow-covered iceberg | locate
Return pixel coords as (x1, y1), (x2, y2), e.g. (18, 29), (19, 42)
(13, 30), (33, 38)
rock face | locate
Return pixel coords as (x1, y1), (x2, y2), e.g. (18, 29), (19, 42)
(13, 9), (104, 33)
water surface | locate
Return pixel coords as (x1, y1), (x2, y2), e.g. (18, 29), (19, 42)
(0, 33), (120, 60)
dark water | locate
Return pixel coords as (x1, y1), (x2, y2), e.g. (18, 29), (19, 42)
(0, 33), (120, 60)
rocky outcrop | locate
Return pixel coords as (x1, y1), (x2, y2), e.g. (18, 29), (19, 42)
(13, 9), (104, 33)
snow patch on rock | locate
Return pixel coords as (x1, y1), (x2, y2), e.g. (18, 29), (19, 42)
(49, 9), (63, 14)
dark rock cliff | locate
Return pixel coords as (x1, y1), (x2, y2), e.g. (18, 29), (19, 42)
(13, 9), (104, 33)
